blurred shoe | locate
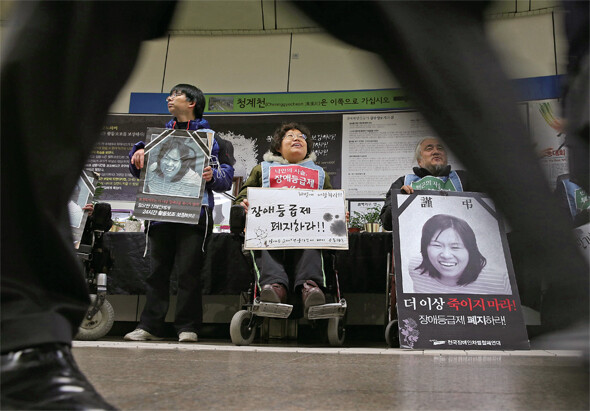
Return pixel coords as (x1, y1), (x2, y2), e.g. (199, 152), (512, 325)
(301, 280), (325, 316)
(178, 332), (198, 342)
(260, 283), (287, 303)
(1, 343), (116, 410)
(124, 328), (163, 341)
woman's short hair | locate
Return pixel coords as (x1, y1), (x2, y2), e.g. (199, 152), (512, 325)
(169, 83), (206, 120)
(416, 214), (487, 285)
(153, 137), (196, 182)
(269, 122), (313, 158)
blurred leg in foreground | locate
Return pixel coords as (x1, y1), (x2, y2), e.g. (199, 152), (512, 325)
(295, 1), (589, 342)
(1, 2), (176, 409)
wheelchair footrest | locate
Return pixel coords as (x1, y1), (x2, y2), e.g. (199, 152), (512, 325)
(307, 300), (347, 320)
(252, 300), (293, 318)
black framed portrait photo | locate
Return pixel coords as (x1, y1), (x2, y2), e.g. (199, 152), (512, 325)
(392, 191), (529, 350)
(133, 128), (211, 224)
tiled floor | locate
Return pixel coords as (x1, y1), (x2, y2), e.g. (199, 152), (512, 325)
(74, 338), (589, 410)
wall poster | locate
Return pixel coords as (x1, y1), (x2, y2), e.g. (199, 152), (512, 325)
(392, 191), (529, 350)
(528, 99), (568, 190)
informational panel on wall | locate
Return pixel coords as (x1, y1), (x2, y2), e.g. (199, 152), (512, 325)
(133, 128), (211, 224)
(244, 188), (348, 250)
(87, 115), (169, 201)
(528, 99), (568, 190)
(392, 191), (529, 350)
(341, 111), (464, 199)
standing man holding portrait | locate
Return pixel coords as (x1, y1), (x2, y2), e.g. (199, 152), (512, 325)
(125, 83), (235, 342)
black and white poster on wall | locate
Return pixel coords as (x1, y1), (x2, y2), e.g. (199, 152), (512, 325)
(133, 128), (211, 224)
(392, 191), (529, 350)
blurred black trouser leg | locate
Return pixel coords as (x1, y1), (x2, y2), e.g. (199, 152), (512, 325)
(294, 1), (589, 332)
(563, 0), (589, 193)
(1, 1), (177, 353)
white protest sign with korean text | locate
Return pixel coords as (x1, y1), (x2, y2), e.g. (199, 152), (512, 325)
(244, 188), (349, 250)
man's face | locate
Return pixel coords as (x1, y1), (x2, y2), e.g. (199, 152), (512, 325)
(167, 91), (194, 118)
(417, 138), (448, 173)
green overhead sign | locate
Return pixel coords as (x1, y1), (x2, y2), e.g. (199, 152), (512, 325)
(205, 89), (412, 114)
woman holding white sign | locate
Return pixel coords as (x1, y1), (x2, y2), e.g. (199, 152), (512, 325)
(234, 122), (332, 316)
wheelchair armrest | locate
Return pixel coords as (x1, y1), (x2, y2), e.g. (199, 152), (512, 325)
(230, 204), (247, 235)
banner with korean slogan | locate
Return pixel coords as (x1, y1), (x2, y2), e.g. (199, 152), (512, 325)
(244, 188), (349, 250)
(268, 164), (320, 189)
(391, 191), (529, 350)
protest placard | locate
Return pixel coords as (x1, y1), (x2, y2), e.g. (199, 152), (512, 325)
(392, 191), (529, 350)
(244, 188), (348, 250)
(133, 128), (211, 224)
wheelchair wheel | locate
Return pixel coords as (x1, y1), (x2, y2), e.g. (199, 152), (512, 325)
(75, 295), (114, 341)
(385, 319), (400, 348)
(230, 310), (256, 346)
(327, 317), (345, 347)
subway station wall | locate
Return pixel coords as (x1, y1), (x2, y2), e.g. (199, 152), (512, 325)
(108, 10), (567, 113)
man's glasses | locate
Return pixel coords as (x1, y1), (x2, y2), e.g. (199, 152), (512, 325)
(166, 92), (185, 101)
(284, 133), (307, 141)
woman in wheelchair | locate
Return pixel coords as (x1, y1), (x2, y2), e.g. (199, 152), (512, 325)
(233, 122), (332, 316)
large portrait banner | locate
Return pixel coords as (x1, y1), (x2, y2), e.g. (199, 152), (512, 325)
(244, 188), (349, 250)
(392, 191), (529, 350)
(133, 128), (212, 224)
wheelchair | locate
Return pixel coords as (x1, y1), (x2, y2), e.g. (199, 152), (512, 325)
(228, 205), (347, 346)
(74, 202), (115, 340)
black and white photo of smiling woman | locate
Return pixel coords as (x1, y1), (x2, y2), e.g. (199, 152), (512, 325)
(143, 137), (203, 198)
(408, 214), (512, 294)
